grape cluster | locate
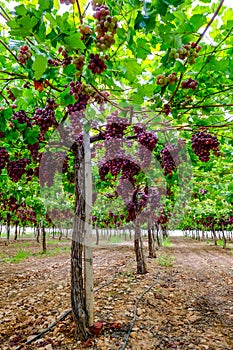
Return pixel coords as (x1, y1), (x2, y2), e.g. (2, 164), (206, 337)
(73, 55), (85, 73)
(48, 58), (60, 66)
(33, 99), (58, 138)
(161, 144), (180, 176)
(191, 132), (219, 162)
(67, 96), (90, 115)
(105, 112), (129, 138)
(27, 143), (40, 162)
(94, 5), (117, 51)
(181, 78), (198, 90)
(88, 53), (107, 74)
(93, 90), (110, 105)
(0, 131), (4, 138)
(156, 72), (177, 87)
(6, 87), (16, 101)
(67, 82), (91, 114)
(134, 126), (158, 152)
(17, 45), (32, 64)
(11, 110), (32, 126)
(79, 25), (92, 40)
(169, 42), (201, 64)
(39, 151), (70, 187)
(60, 0), (75, 5)
(39, 151), (58, 187)
(162, 103), (172, 115)
(58, 46), (72, 66)
(7, 158), (31, 182)
(0, 147), (9, 171)
(8, 195), (19, 212)
(69, 81), (83, 100)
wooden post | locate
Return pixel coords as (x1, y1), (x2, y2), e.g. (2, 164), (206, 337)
(83, 133), (94, 327)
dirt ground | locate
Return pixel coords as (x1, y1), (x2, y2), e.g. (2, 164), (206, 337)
(0, 237), (232, 350)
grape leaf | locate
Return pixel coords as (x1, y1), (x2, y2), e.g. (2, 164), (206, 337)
(32, 55), (47, 80)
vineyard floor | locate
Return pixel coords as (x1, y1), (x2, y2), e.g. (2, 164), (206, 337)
(0, 237), (233, 350)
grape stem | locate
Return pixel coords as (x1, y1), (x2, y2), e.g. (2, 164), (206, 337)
(0, 39), (23, 66)
(75, 0), (83, 24)
(195, 0), (225, 46)
(0, 5), (10, 20)
(0, 70), (27, 78)
(89, 82), (130, 111)
(0, 91), (10, 106)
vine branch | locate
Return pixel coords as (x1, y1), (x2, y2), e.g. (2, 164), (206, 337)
(195, 0), (225, 46)
(75, 0), (83, 24)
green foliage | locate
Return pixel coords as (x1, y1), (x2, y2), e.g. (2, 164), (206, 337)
(157, 254), (176, 266)
(162, 237), (172, 247)
(4, 250), (30, 263)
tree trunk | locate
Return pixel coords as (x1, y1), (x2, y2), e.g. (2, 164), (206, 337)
(212, 225), (217, 246)
(6, 214), (11, 244)
(134, 218), (147, 274)
(14, 223), (18, 241)
(36, 226), (40, 243)
(95, 224), (99, 245)
(221, 224), (226, 249)
(71, 135), (93, 340)
(42, 226), (46, 252)
(148, 222), (156, 258)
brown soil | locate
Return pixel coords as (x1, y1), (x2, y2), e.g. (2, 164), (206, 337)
(0, 237), (232, 350)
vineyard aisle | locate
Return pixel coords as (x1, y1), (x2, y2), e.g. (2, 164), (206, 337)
(0, 237), (232, 349)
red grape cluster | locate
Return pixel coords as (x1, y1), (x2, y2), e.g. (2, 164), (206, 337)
(156, 72), (177, 87)
(69, 111), (83, 138)
(39, 151), (70, 187)
(162, 103), (172, 115)
(7, 158), (31, 182)
(181, 78), (198, 90)
(17, 45), (32, 64)
(27, 143), (40, 162)
(69, 81), (83, 100)
(94, 5), (117, 51)
(67, 82), (91, 113)
(125, 190), (148, 222)
(6, 87), (16, 101)
(8, 195), (19, 212)
(48, 58), (60, 66)
(134, 126), (158, 152)
(0, 147), (9, 172)
(11, 110), (32, 126)
(121, 157), (140, 179)
(161, 144), (180, 176)
(58, 46), (72, 66)
(191, 131), (219, 162)
(88, 53), (107, 74)
(33, 99), (58, 138)
(105, 113), (129, 138)
(60, 0), (75, 5)
(39, 151), (58, 187)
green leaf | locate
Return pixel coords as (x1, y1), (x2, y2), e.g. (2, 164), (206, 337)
(32, 55), (47, 80)
(121, 58), (142, 83)
(189, 14), (206, 32)
(39, 0), (53, 11)
(24, 127), (40, 144)
(64, 33), (86, 50)
(15, 5), (27, 16)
